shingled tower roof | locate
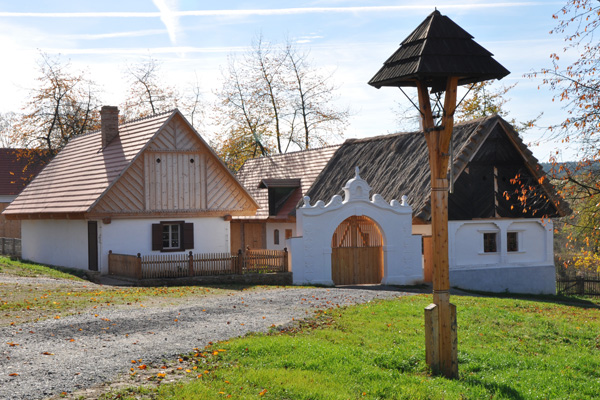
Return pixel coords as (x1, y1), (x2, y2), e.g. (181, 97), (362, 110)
(368, 10), (509, 91)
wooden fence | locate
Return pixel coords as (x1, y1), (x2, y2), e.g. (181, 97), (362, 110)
(108, 251), (142, 279)
(556, 260), (600, 296)
(0, 238), (21, 257)
(108, 249), (288, 280)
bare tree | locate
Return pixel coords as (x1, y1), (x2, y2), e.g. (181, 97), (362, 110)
(0, 112), (18, 147)
(213, 36), (349, 169)
(12, 53), (100, 155)
(122, 56), (179, 120)
(181, 73), (205, 130)
(286, 43), (348, 149)
(212, 54), (272, 170)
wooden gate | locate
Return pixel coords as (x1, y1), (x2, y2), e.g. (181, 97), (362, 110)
(331, 216), (383, 285)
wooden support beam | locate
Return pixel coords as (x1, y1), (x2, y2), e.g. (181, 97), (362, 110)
(418, 77), (459, 379)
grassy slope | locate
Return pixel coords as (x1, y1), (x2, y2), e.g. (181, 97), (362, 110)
(0, 257), (245, 326)
(109, 295), (599, 400)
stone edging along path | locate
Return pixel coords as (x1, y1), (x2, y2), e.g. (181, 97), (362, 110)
(0, 282), (411, 400)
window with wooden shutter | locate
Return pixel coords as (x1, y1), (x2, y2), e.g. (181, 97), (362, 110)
(152, 224), (163, 250)
(152, 221), (191, 252)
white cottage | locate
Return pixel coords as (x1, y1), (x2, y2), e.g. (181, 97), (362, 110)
(235, 115), (570, 294)
(2, 107), (258, 274)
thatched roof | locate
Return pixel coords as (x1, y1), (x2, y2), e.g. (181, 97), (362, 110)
(368, 10), (509, 91)
(304, 115), (569, 221)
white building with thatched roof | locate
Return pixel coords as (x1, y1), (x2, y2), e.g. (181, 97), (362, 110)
(235, 115), (569, 294)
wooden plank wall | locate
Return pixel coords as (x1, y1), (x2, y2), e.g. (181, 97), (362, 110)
(144, 152), (206, 210)
(332, 247), (383, 285)
(206, 157), (251, 211)
(0, 202), (21, 238)
(95, 157), (145, 212)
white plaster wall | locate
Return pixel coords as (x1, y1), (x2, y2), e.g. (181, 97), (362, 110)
(265, 222), (295, 250)
(448, 218), (555, 294)
(449, 219), (553, 269)
(292, 172), (422, 286)
(100, 217), (230, 274)
(21, 220), (88, 270)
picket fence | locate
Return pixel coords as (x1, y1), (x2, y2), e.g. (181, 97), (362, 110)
(108, 249), (288, 280)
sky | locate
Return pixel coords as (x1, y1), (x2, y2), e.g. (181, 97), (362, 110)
(0, 0), (578, 161)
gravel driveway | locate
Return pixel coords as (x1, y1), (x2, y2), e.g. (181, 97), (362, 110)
(0, 278), (411, 400)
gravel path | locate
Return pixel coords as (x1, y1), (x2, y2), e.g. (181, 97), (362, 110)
(0, 283), (410, 400)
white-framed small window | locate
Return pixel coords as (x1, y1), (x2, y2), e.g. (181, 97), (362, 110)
(483, 232), (497, 253)
(507, 231), (518, 252)
(162, 223), (181, 249)
(152, 221), (194, 252)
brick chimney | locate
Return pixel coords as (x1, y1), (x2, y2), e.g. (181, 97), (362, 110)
(100, 106), (119, 148)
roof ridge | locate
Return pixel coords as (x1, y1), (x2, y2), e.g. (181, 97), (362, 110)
(77, 109), (177, 139)
(247, 144), (341, 162)
(121, 109), (176, 126)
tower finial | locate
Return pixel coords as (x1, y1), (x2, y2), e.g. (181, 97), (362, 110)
(355, 166), (360, 178)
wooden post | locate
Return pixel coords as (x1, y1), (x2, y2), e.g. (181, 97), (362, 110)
(108, 250), (113, 275)
(284, 247), (289, 272)
(188, 251), (194, 277)
(136, 253), (142, 280)
(418, 77), (459, 379)
(237, 249), (244, 275)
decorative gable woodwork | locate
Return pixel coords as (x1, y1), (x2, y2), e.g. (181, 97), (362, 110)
(93, 157), (145, 213)
(90, 113), (257, 217)
(148, 116), (198, 151)
(206, 157), (254, 211)
(144, 152), (206, 210)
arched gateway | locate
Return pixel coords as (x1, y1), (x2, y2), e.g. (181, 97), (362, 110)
(331, 215), (383, 285)
(288, 167), (422, 286)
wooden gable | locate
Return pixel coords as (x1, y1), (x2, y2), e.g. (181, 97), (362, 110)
(90, 113), (257, 217)
(449, 123), (560, 220)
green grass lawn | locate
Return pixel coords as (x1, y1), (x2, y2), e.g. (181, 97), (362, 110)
(104, 294), (599, 400)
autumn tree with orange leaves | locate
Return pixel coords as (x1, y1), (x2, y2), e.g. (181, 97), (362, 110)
(11, 53), (101, 156)
(530, 0), (600, 271)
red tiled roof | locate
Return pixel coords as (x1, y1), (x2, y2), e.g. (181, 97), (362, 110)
(0, 149), (49, 197)
(4, 112), (172, 215)
(235, 145), (340, 220)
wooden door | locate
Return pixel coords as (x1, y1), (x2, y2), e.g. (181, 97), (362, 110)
(244, 223), (265, 250)
(331, 216), (383, 285)
(87, 221), (98, 271)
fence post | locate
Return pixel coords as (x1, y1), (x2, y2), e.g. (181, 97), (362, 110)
(284, 247), (289, 273)
(188, 251), (194, 277)
(576, 275), (585, 295)
(108, 250), (113, 275)
(237, 249), (243, 275)
(136, 253), (142, 280)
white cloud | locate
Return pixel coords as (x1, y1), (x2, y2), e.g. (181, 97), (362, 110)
(152, 0), (181, 45)
(66, 29), (167, 40)
(0, 3), (565, 19)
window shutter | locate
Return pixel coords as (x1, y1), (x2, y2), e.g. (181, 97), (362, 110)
(183, 223), (194, 250)
(152, 224), (163, 250)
